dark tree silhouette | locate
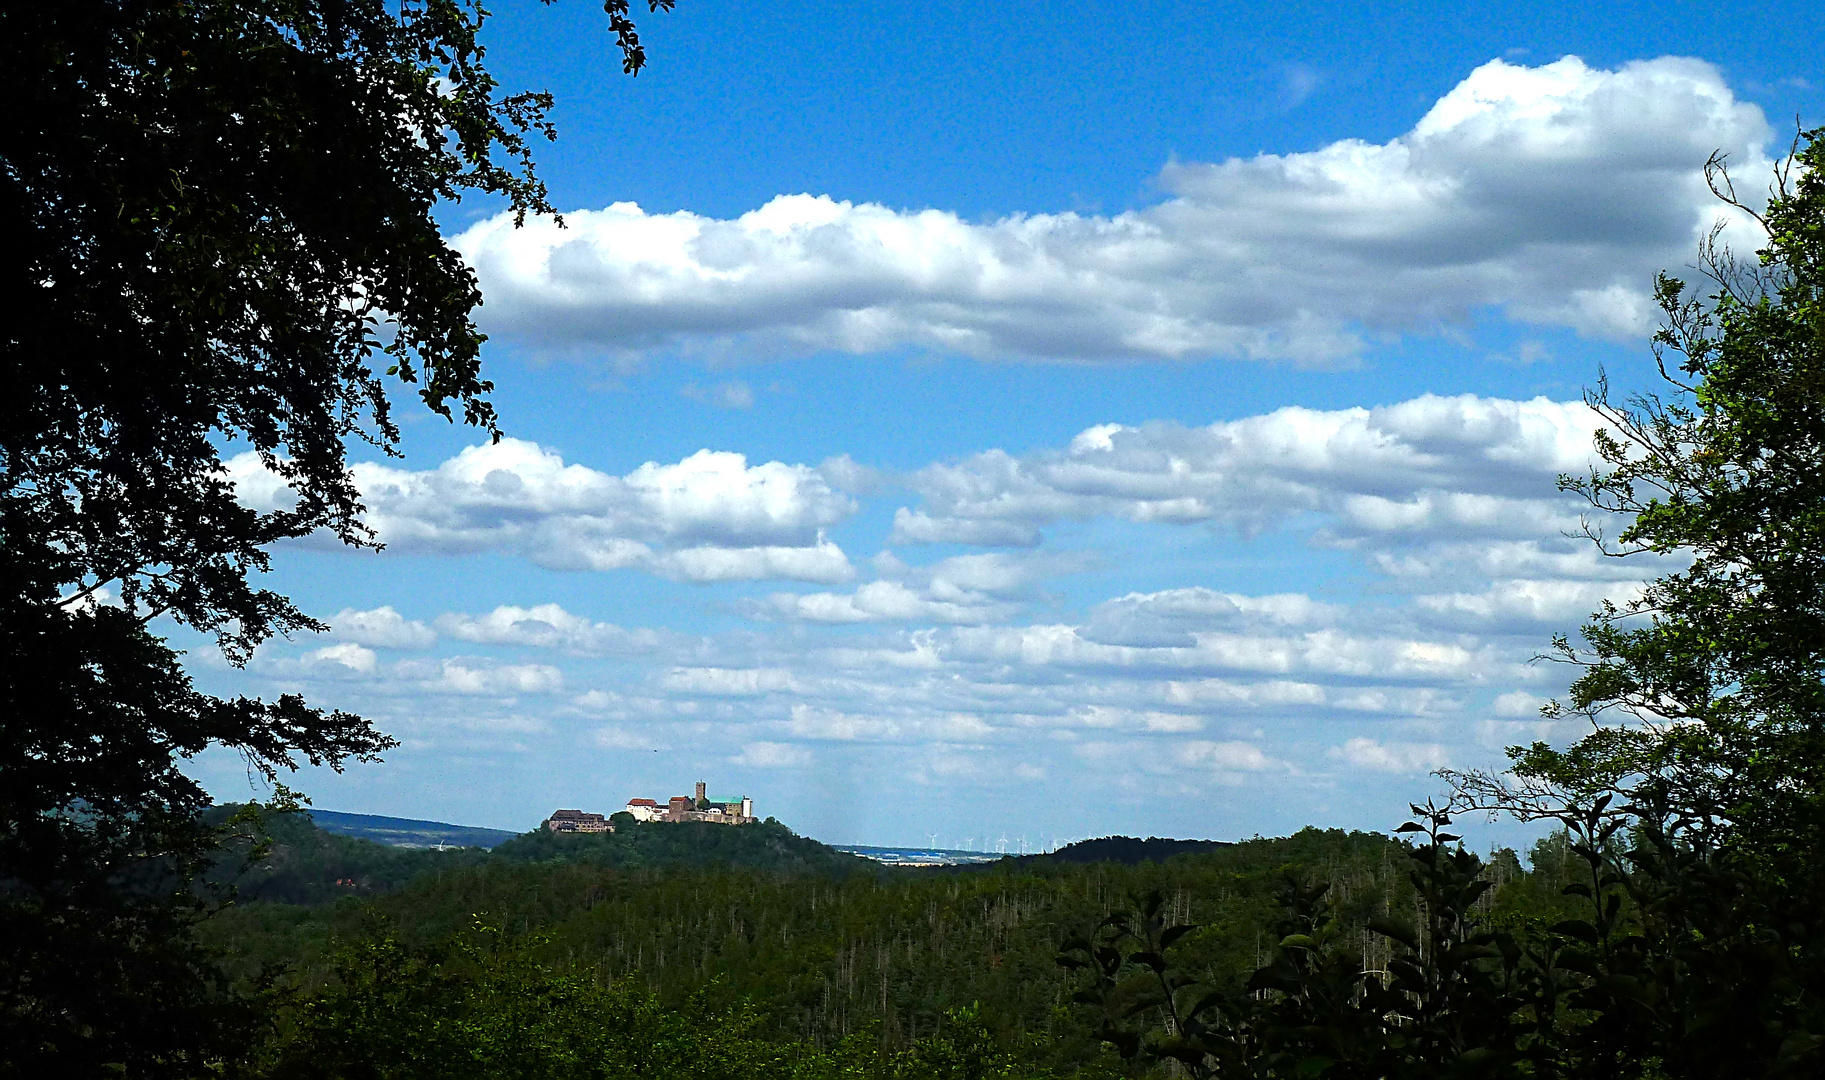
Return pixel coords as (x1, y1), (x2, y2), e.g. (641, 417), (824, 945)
(0, 1), (668, 1071)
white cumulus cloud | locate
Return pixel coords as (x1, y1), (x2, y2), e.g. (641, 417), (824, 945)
(1330, 737), (1452, 773)
(1082, 588), (1340, 647)
(1492, 690), (1551, 718)
(305, 642), (378, 675)
(661, 667), (802, 696)
(731, 741), (813, 769)
(328, 606), (436, 650)
(436, 604), (670, 654)
(762, 551), (1072, 624)
(1176, 740), (1275, 772)
(1415, 579), (1646, 630)
(457, 56), (1767, 365)
(235, 438), (859, 583)
(897, 394), (1604, 548)
(403, 659), (564, 696)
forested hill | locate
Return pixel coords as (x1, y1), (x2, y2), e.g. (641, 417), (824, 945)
(202, 808), (875, 903)
(1016, 835), (1235, 865)
(203, 805), (487, 904)
(488, 818), (875, 876)
(208, 808), (1254, 906)
(200, 824), (1481, 1063)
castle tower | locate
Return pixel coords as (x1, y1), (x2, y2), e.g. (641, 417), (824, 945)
(695, 779), (706, 804)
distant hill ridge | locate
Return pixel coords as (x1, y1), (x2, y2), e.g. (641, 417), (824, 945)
(301, 808), (873, 874)
(203, 806), (879, 905)
(304, 809), (518, 849)
(1037, 835), (1234, 865)
(298, 811), (1230, 866)
(234, 809), (1226, 899)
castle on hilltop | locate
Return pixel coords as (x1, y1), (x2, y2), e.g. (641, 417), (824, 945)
(544, 808), (612, 833)
(625, 780), (755, 825)
(543, 780), (754, 834)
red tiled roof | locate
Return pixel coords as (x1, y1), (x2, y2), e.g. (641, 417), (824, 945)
(626, 798), (658, 806)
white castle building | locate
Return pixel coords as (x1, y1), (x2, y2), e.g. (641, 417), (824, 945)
(623, 780), (755, 825)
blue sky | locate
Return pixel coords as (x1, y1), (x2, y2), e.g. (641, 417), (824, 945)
(186, 1), (1823, 848)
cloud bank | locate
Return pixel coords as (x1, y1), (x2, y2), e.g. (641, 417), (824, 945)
(457, 56), (1768, 365)
(896, 393), (1604, 563)
(230, 439), (858, 583)
(365, 393), (1630, 779)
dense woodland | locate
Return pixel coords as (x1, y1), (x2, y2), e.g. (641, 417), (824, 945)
(195, 810), (1577, 1076)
